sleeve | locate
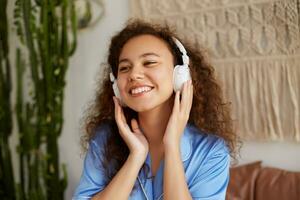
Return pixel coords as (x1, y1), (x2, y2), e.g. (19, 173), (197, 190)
(189, 138), (230, 200)
(72, 137), (108, 200)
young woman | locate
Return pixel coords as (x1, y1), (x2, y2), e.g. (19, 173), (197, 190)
(73, 19), (238, 200)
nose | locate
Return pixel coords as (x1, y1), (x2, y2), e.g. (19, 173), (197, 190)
(128, 65), (144, 81)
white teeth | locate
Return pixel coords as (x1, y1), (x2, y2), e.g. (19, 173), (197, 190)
(131, 86), (152, 95)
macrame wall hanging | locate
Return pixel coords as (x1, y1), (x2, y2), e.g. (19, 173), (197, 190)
(129, 0), (300, 142)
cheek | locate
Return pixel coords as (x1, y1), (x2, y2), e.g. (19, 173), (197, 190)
(117, 78), (127, 95)
(154, 68), (174, 87)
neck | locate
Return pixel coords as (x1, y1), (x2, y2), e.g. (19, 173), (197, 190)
(138, 97), (174, 147)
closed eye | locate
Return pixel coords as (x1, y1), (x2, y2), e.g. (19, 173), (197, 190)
(119, 66), (130, 72)
(144, 61), (157, 66)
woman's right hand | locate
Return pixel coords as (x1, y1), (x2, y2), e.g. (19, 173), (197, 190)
(113, 96), (149, 163)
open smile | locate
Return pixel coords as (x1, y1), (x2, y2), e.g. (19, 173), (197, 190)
(130, 86), (154, 97)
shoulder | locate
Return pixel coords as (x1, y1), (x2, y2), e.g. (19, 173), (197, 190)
(185, 123), (229, 159)
(184, 124), (230, 199)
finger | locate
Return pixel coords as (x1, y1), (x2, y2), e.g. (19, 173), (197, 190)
(114, 97), (126, 128)
(131, 118), (143, 135)
(183, 80), (193, 117)
(114, 96), (126, 122)
(173, 90), (180, 113)
(113, 97), (123, 128)
(119, 103), (127, 123)
(180, 81), (189, 112)
(188, 81), (193, 111)
(113, 96), (120, 122)
(114, 96), (132, 137)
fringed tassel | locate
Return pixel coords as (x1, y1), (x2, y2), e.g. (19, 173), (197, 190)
(214, 56), (300, 142)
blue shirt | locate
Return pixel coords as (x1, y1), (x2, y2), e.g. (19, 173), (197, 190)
(73, 123), (230, 200)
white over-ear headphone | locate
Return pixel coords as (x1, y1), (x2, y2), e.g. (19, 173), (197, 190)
(110, 37), (191, 107)
(172, 37), (191, 92)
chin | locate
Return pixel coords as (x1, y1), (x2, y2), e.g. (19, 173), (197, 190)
(124, 93), (173, 112)
(127, 103), (155, 113)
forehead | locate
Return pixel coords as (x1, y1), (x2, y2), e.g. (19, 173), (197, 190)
(119, 34), (173, 60)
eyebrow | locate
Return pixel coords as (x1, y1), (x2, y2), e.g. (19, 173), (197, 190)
(119, 52), (160, 64)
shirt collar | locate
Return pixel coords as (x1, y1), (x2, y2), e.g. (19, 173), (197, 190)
(141, 124), (193, 200)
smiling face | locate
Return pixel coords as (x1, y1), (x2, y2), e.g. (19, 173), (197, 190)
(116, 34), (175, 112)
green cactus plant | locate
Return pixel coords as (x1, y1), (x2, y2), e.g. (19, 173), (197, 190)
(14, 0), (77, 199)
(0, 0), (16, 199)
(2, 0), (103, 198)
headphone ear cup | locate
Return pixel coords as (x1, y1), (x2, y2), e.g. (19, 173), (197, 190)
(173, 64), (191, 92)
(112, 80), (127, 107)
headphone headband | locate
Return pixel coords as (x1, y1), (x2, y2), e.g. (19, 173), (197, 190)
(172, 37), (189, 66)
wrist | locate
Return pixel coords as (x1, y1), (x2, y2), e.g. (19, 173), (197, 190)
(163, 138), (180, 149)
(164, 142), (180, 155)
(128, 152), (147, 166)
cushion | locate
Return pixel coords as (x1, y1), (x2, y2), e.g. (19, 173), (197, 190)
(226, 161), (262, 200)
(255, 167), (300, 200)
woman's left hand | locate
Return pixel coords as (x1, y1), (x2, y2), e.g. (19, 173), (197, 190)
(163, 80), (193, 148)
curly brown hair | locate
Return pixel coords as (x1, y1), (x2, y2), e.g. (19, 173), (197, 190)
(81, 18), (239, 185)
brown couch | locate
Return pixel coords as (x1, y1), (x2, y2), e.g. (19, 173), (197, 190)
(226, 161), (300, 200)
